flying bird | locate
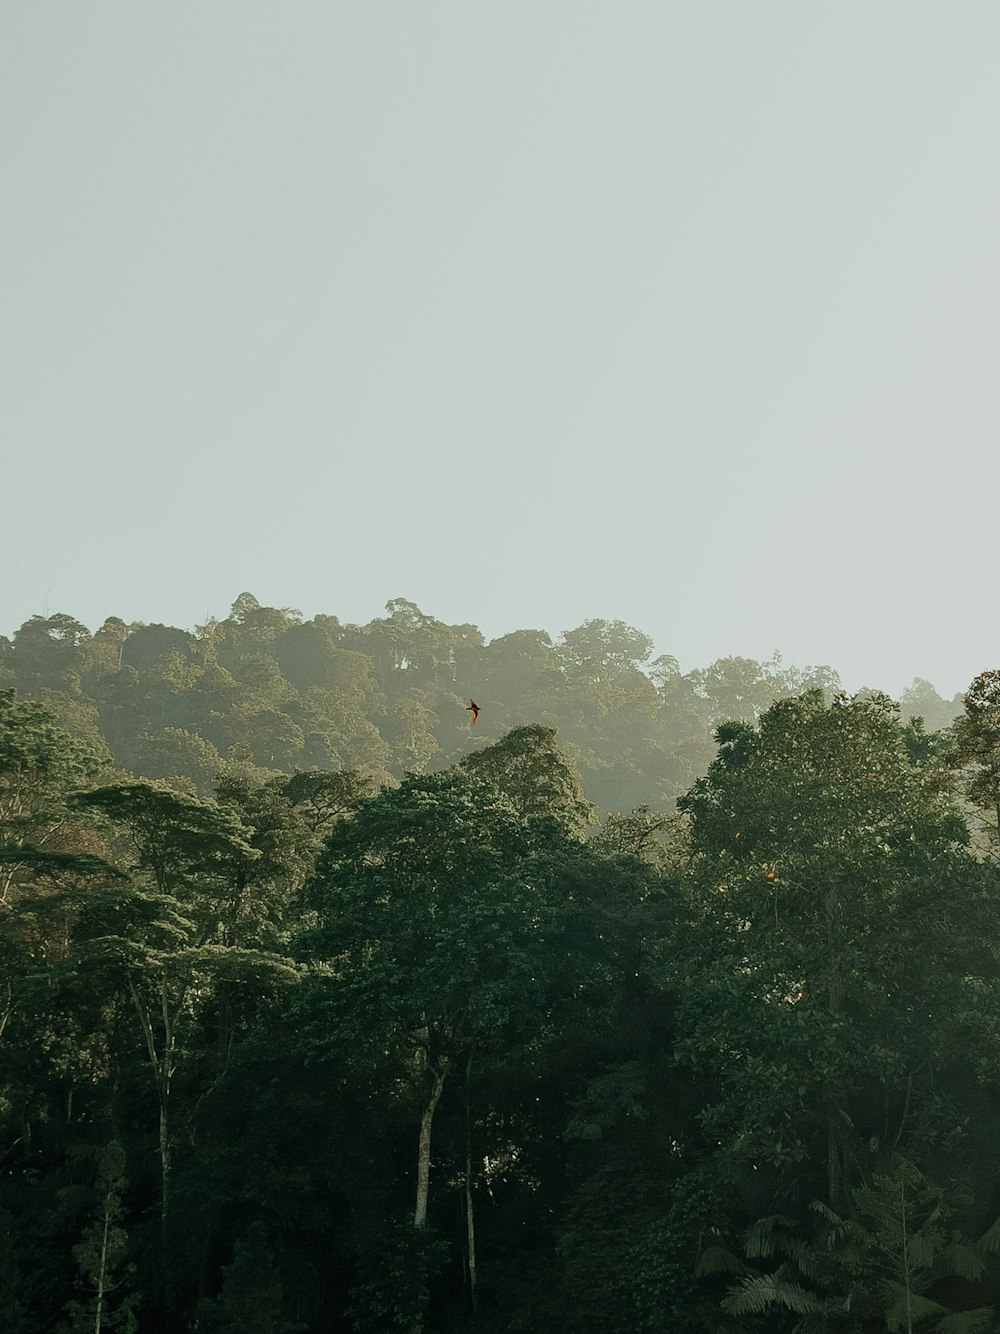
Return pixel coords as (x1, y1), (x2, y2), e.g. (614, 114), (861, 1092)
(466, 699), (480, 726)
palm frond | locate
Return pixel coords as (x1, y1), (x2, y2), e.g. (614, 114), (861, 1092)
(933, 1242), (986, 1282)
(696, 1245), (747, 1276)
(977, 1213), (1000, 1254)
(909, 1231), (939, 1269)
(882, 1281), (948, 1331)
(934, 1308), (994, 1334)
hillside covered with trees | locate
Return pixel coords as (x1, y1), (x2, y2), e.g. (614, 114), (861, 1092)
(0, 595), (964, 816)
(4, 598), (998, 1333)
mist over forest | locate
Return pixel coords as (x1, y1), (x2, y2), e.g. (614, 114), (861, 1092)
(6, 594), (1000, 1332)
(0, 594), (964, 815)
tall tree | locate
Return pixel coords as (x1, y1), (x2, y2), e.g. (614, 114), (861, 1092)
(64, 1141), (138, 1334)
(70, 783), (297, 1237)
(460, 723), (594, 835)
(676, 690), (989, 1211)
(301, 765), (570, 1234)
(954, 669), (1000, 849)
(0, 689), (102, 899)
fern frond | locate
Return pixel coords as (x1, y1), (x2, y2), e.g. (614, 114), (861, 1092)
(743, 1215), (797, 1259)
(722, 1271), (821, 1316)
(809, 1197), (852, 1247)
(809, 1198), (847, 1228)
(792, 1317), (836, 1334)
(784, 1237), (824, 1283)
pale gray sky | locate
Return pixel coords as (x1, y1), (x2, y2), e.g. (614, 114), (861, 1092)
(3, 3), (999, 698)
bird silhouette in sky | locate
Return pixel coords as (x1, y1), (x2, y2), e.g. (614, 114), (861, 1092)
(466, 700), (480, 726)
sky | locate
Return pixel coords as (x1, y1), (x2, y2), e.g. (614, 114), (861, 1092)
(3, 2), (999, 700)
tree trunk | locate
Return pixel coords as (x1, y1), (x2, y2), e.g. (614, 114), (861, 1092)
(128, 976), (174, 1236)
(464, 1054), (478, 1314)
(0, 977), (12, 1041)
(93, 1205), (110, 1334)
(414, 1059), (448, 1228)
(158, 1094), (170, 1235)
(826, 883), (843, 1205)
(901, 1177), (913, 1334)
(827, 1118), (841, 1209)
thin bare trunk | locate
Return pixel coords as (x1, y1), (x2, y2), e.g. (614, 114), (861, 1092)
(826, 884), (842, 1205)
(414, 1059), (448, 1228)
(0, 977), (12, 1040)
(465, 1158), (477, 1313)
(891, 1072), (914, 1150)
(827, 1119), (841, 1208)
(1, 865), (17, 905)
(901, 1177), (913, 1334)
(93, 1205), (110, 1334)
(128, 975), (177, 1235)
(158, 1101), (170, 1233)
(465, 1054), (478, 1314)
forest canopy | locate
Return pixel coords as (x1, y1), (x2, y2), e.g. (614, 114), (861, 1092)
(3, 596), (994, 1334)
(0, 594), (963, 815)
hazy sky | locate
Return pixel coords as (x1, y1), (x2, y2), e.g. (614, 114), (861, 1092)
(4, 3), (999, 698)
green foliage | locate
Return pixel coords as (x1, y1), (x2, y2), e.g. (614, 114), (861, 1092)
(345, 1219), (447, 1333)
(899, 678), (962, 734)
(64, 1141), (137, 1334)
(197, 1224), (300, 1334)
(280, 767), (376, 834)
(717, 1161), (996, 1333)
(301, 766), (571, 1078)
(0, 688), (102, 822)
(461, 723), (595, 834)
(953, 669), (1000, 846)
(3, 610), (998, 1334)
(0, 599), (861, 814)
(128, 727), (222, 792)
(11, 614), (91, 692)
(71, 780), (257, 898)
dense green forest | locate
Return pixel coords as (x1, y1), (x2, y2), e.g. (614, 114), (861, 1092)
(4, 596), (999, 1332)
(0, 595), (964, 813)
